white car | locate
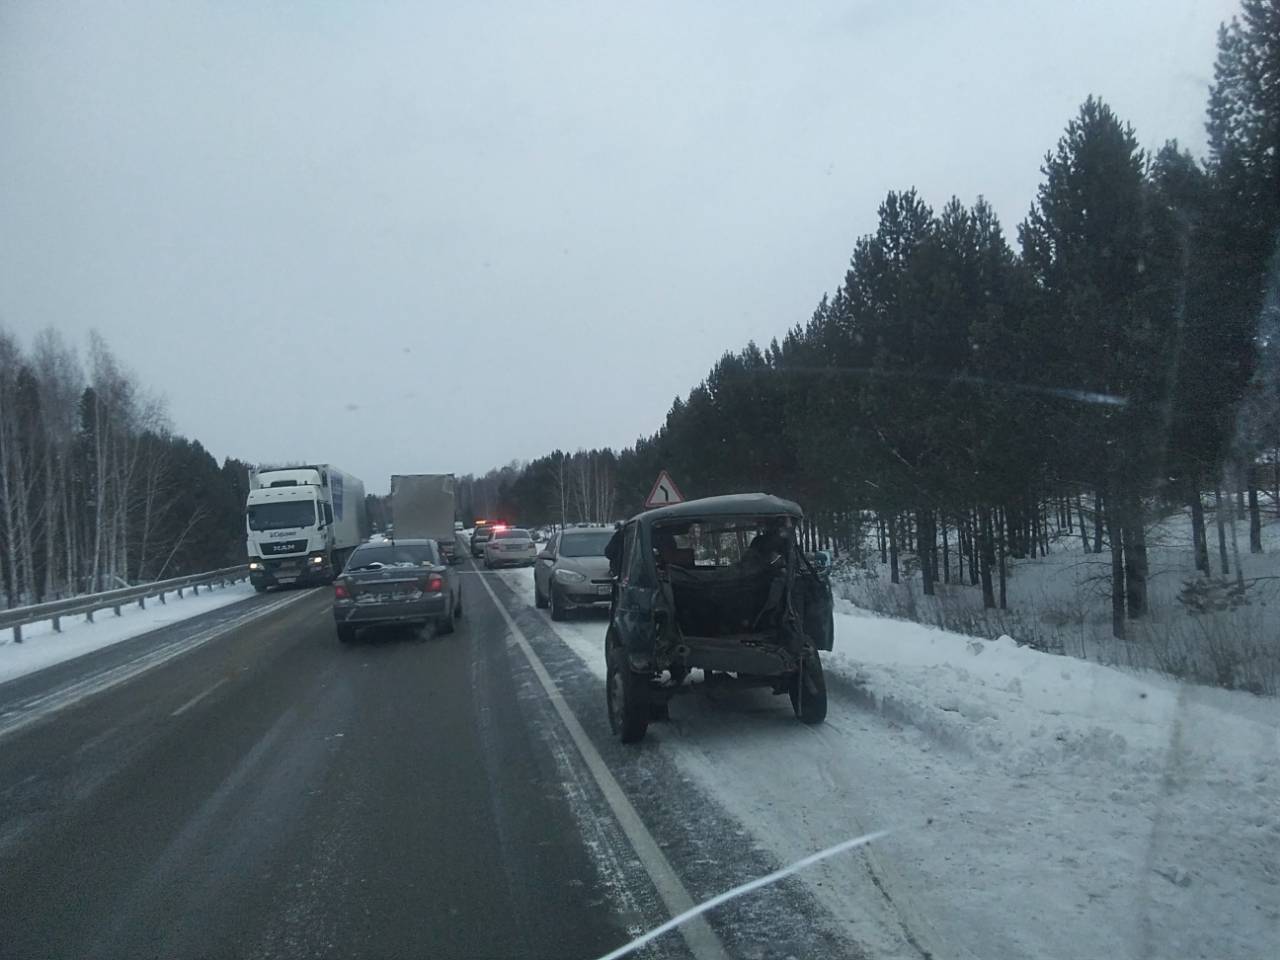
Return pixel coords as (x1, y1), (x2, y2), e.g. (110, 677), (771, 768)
(484, 528), (538, 568)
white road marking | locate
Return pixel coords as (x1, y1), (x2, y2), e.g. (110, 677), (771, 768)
(170, 677), (229, 717)
(472, 572), (731, 960)
(0, 590), (315, 742)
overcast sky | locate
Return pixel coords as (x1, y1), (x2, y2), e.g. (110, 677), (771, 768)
(0, 0), (1237, 492)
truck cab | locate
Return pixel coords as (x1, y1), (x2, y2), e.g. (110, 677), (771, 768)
(246, 466), (363, 590)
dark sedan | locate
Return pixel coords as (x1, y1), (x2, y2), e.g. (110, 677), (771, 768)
(333, 539), (462, 643)
(470, 524), (496, 557)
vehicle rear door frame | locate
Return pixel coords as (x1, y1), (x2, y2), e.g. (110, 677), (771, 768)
(615, 521), (664, 673)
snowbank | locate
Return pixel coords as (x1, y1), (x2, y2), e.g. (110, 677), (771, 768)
(821, 600), (1278, 959)
(830, 596), (1278, 783)
(0, 582), (258, 685)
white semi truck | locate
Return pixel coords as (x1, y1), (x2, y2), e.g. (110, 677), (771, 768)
(245, 464), (367, 590)
(390, 474), (460, 564)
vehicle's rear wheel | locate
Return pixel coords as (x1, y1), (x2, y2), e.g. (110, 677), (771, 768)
(550, 587), (567, 621)
(437, 602), (456, 636)
(606, 644), (650, 744)
(788, 652), (827, 724)
(337, 624), (357, 644)
(535, 580), (548, 609)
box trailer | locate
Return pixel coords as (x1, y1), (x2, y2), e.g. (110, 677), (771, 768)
(390, 474), (460, 564)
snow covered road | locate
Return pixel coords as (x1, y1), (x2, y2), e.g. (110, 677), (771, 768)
(494, 566), (1280, 960)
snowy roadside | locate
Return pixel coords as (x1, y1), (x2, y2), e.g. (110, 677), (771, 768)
(0, 582), (258, 685)
(494, 566), (1280, 960)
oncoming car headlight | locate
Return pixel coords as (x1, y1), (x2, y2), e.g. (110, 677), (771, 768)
(248, 561), (264, 571)
(554, 569), (587, 583)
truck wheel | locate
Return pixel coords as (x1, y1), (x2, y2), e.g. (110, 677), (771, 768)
(337, 624), (357, 644)
(253, 583), (268, 594)
(535, 581), (548, 609)
(788, 652), (827, 724)
(606, 644), (650, 743)
(549, 587), (567, 621)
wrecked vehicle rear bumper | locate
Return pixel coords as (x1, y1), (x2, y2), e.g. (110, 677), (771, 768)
(667, 634), (799, 676)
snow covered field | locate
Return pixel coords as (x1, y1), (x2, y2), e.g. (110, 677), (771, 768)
(495, 565), (1280, 960)
(839, 507), (1280, 693)
(0, 581), (257, 685)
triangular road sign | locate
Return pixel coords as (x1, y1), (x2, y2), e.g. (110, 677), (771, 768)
(644, 470), (685, 508)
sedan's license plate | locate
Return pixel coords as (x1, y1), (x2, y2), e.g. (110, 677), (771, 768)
(278, 576), (297, 584)
(596, 584), (610, 596)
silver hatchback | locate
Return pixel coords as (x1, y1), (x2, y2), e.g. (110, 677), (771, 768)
(534, 527), (615, 620)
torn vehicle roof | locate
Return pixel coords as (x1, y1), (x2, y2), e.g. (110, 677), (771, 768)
(634, 493), (804, 525)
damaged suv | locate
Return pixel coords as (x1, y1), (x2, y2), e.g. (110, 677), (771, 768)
(604, 493), (834, 743)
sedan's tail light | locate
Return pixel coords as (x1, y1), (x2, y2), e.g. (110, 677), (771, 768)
(334, 582), (350, 599)
(424, 574), (444, 593)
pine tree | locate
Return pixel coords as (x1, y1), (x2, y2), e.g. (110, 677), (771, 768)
(1020, 97), (1175, 635)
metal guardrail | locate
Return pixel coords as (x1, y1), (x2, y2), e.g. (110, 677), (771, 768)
(0, 565), (250, 644)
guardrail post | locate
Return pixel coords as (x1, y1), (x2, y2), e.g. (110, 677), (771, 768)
(86, 609), (94, 622)
(113, 604), (121, 617)
(52, 616), (61, 632)
(138, 595), (145, 610)
(158, 590), (166, 605)
(12, 625), (21, 644)
(192, 583), (200, 596)
(177, 585), (184, 598)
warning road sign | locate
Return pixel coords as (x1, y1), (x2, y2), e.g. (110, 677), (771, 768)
(644, 470), (685, 508)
